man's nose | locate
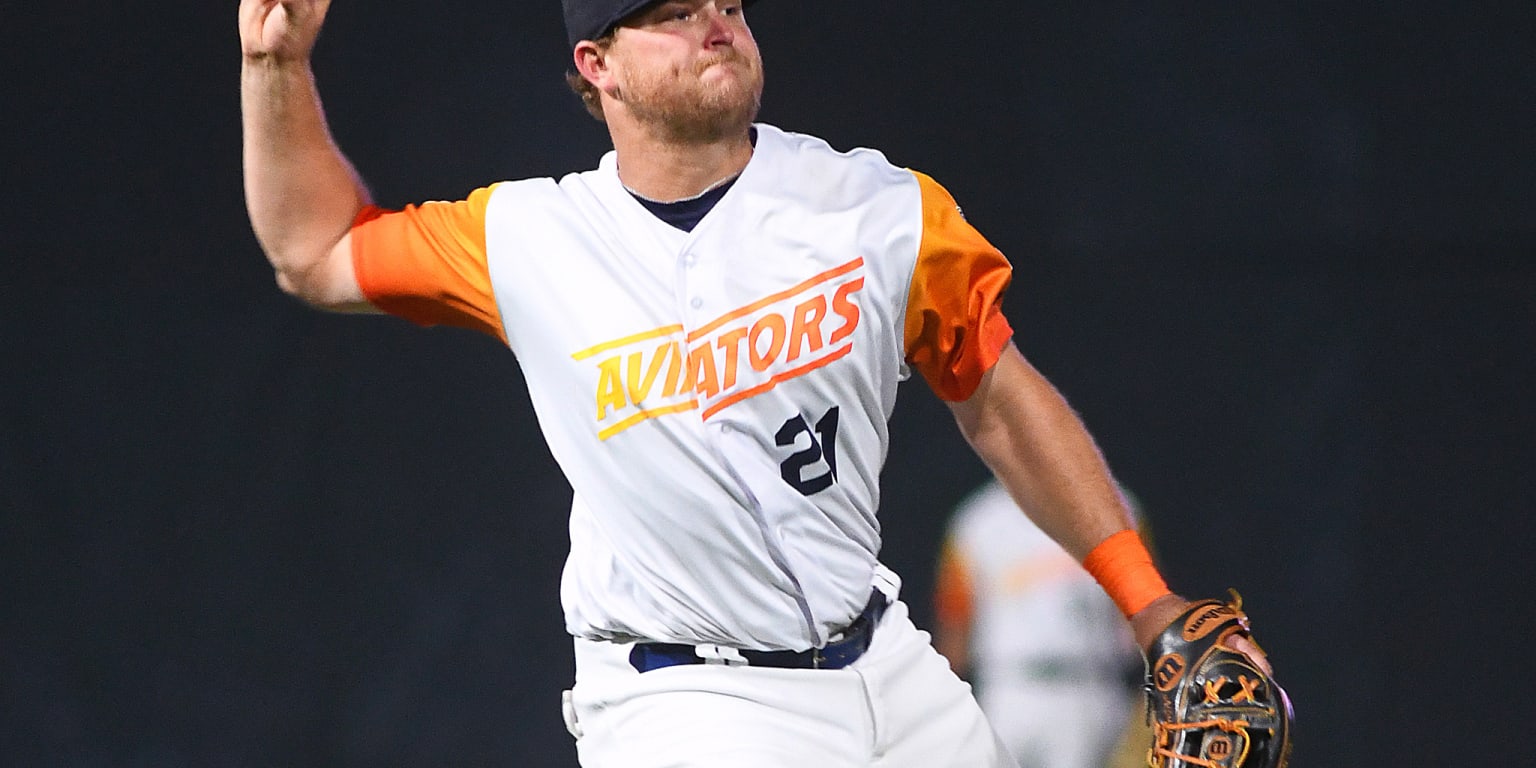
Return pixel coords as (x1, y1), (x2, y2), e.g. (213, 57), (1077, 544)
(702, 7), (736, 47)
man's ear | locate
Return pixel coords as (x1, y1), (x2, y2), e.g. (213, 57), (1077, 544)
(573, 41), (614, 92)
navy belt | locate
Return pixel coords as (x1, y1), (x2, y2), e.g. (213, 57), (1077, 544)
(629, 591), (889, 672)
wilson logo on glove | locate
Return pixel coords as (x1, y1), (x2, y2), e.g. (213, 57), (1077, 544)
(1182, 603), (1240, 642)
(1153, 653), (1187, 692)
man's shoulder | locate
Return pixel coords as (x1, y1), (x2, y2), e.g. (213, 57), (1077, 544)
(759, 124), (898, 169)
(476, 176), (569, 208)
(754, 124), (918, 204)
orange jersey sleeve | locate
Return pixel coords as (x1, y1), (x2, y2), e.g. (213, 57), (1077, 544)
(903, 172), (1015, 401)
(350, 185), (506, 344)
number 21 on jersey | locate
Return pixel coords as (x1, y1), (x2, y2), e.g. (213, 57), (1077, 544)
(776, 406), (841, 496)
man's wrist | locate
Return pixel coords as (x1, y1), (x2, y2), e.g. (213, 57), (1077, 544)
(1082, 529), (1171, 617)
(1129, 593), (1189, 652)
(241, 52), (312, 75)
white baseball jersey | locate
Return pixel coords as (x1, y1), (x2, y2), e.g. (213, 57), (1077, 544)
(349, 123), (1013, 652)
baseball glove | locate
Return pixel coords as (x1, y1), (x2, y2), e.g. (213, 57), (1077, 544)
(1143, 592), (1293, 768)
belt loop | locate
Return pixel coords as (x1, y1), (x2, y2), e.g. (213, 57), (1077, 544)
(693, 644), (748, 666)
(871, 563), (901, 603)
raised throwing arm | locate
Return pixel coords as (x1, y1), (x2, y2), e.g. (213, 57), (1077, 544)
(239, 0), (374, 311)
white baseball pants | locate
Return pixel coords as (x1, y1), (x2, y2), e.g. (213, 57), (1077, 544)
(563, 599), (1015, 767)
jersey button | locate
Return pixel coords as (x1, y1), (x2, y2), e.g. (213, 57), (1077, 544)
(691, 297), (704, 309)
(683, 254), (697, 268)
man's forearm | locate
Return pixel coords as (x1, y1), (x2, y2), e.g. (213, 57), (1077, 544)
(240, 58), (369, 278)
(950, 345), (1135, 562)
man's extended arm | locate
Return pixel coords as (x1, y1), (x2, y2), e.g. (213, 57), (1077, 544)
(947, 342), (1190, 650)
(239, 0), (374, 311)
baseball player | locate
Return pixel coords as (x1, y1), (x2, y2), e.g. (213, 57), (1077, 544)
(934, 479), (1145, 768)
(238, 1), (1278, 766)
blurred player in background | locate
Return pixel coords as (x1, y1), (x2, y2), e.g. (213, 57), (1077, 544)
(935, 479), (1149, 768)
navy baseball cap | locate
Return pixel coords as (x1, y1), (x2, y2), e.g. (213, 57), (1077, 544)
(563, 0), (760, 48)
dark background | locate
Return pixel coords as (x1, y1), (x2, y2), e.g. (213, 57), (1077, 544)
(3, 2), (1533, 766)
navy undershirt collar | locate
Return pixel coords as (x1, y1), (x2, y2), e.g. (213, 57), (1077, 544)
(630, 178), (738, 233)
(626, 127), (756, 232)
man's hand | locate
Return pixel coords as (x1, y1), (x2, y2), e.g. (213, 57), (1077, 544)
(1136, 593), (1292, 767)
(1130, 594), (1192, 651)
(239, 0), (332, 63)
(1130, 594), (1273, 674)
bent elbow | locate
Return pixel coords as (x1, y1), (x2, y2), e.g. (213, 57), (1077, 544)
(265, 236), (365, 312)
(272, 262), (350, 311)
(273, 267), (316, 303)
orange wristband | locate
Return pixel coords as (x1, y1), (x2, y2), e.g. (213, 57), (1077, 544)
(1082, 529), (1172, 617)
